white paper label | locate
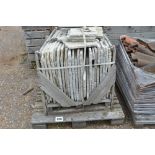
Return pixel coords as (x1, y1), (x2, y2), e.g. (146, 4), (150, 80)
(55, 116), (64, 122)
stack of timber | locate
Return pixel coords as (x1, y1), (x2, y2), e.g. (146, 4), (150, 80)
(22, 26), (54, 65)
(32, 27), (124, 128)
(116, 35), (155, 126)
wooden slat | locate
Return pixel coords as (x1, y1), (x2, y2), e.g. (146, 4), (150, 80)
(28, 53), (35, 62)
(27, 46), (41, 54)
(24, 30), (50, 39)
(22, 26), (52, 31)
(48, 102), (119, 114)
(25, 38), (45, 47)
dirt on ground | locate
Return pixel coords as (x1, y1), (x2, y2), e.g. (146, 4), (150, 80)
(0, 26), (26, 65)
(0, 64), (37, 128)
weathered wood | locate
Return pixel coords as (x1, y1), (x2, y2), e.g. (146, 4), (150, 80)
(111, 119), (124, 125)
(47, 102), (113, 114)
(22, 26), (55, 64)
(24, 30), (50, 39)
(32, 123), (47, 129)
(25, 39), (45, 47)
(27, 46), (41, 54)
(27, 53), (35, 62)
(72, 121), (87, 128)
(22, 26), (52, 31)
(31, 104), (124, 125)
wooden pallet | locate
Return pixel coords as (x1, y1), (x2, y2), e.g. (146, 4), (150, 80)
(31, 90), (125, 129)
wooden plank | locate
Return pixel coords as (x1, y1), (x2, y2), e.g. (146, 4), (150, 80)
(27, 46), (41, 54)
(28, 53), (35, 62)
(111, 119), (124, 125)
(22, 26), (52, 31)
(48, 101), (116, 114)
(72, 122), (87, 128)
(32, 124), (47, 129)
(25, 38), (45, 47)
(24, 30), (50, 39)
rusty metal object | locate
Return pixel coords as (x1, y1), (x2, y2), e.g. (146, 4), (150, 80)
(132, 52), (155, 62)
(142, 63), (155, 73)
(137, 58), (153, 67)
(148, 42), (155, 51)
(121, 35), (138, 45)
(121, 35), (155, 68)
(137, 39), (155, 52)
(136, 44), (155, 56)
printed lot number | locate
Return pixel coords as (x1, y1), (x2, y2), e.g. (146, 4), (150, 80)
(55, 116), (64, 122)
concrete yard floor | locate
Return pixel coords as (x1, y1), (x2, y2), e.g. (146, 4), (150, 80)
(1, 63), (155, 129)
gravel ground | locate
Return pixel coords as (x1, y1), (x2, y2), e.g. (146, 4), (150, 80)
(0, 64), (37, 128)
